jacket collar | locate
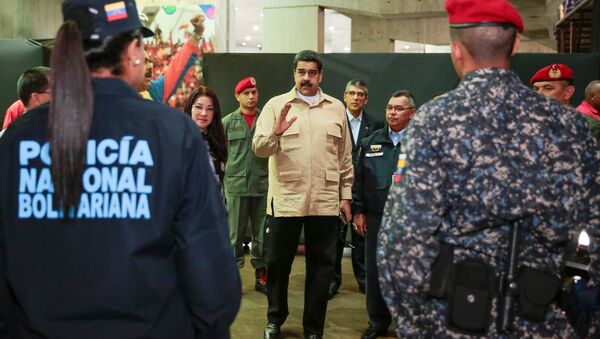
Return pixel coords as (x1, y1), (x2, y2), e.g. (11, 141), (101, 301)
(283, 87), (334, 106)
(92, 77), (140, 98)
(370, 127), (393, 144)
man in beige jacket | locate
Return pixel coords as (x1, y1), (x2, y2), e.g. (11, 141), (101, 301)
(253, 50), (353, 339)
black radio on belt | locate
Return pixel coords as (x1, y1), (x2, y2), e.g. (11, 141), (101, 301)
(427, 217), (560, 336)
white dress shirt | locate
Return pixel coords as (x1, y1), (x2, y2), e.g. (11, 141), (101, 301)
(346, 109), (363, 144)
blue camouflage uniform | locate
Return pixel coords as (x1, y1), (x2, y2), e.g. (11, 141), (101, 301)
(377, 68), (600, 338)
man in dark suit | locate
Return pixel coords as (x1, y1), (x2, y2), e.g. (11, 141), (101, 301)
(329, 79), (384, 299)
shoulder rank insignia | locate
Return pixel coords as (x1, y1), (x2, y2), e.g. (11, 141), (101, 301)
(370, 145), (382, 152)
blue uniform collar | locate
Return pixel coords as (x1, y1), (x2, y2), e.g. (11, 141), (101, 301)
(460, 68), (522, 88)
(92, 77), (140, 98)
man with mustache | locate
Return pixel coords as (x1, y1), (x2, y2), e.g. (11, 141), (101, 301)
(353, 90), (416, 339)
(530, 63), (575, 106)
(222, 76), (269, 294)
(253, 50), (353, 339)
(329, 79), (383, 299)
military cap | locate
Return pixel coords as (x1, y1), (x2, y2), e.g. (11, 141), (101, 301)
(445, 0), (524, 33)
(529, 64), (574, 86)
(235, 77), (257, 95)
(62, 0), (153, 41)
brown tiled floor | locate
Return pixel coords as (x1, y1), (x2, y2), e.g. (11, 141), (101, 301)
(230, 255), (396, 339)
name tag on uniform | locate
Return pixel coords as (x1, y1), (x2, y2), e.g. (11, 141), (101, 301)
(365, 152), (383, 157)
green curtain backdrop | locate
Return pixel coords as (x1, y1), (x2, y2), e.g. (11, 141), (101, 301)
(204, 53), (600, 119)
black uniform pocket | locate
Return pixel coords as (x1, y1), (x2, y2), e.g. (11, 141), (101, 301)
(517, 266), (559, 322)
(447, 258), (496, 335)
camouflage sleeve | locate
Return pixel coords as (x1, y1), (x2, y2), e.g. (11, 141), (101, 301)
(376, 105), (448, 334)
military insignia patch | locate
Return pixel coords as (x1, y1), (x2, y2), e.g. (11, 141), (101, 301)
(548, 64), (561, 79)
(370, 145), (382, 152)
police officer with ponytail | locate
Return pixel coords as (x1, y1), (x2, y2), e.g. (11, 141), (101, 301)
(0, 1), (240, 337)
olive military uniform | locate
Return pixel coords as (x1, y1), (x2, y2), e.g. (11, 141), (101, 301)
(222, 108), (268, 269)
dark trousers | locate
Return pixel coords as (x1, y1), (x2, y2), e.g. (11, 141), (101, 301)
(265, 216), (338, 336)
(332, 222), (366, 290)
(365, 213), (391, 330)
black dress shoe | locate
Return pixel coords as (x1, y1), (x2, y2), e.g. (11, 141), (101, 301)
(263, 323), (280, 339)
(304, 334), (322, 339)
(361, 323), (386, 339)
(327, 281), (340, 300)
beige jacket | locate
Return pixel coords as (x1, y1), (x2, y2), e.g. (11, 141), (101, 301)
(253, 87), (353, 217)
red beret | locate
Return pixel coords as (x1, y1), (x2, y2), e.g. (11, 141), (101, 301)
(529, 64), (574, 86)
(234, 77), (257, 95)
(445, 0), (524, 33)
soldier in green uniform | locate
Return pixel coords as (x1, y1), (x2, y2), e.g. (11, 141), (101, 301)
(353, 90), (416, 339)
(222, 77), (269, 294)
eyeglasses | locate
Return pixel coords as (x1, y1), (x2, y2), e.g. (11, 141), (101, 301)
(386, 105), (414, 112)
(345, 91), (366, 98)
(296, 69), (320, 78)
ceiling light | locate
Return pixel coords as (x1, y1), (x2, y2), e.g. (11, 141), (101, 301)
(242, 42), (247, 46)
(245, 36), (251, 41)
(257, 44), (262, 48)
(328, 25), (335, 31)
(343, 47), (350, 52)
(234, 6), (238, 11)
(403, 45), (410, 49)
(253, 25), (260, 31)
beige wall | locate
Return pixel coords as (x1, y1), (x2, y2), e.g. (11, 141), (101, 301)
(0, 0), (62, 39)
(263, 5), (324, 53)
(0, 0), (558, 53)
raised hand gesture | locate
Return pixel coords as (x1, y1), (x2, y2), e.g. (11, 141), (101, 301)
(274, 103), (297, 136)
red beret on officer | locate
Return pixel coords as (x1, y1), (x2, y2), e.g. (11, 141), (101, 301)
(235, 77), (257, 95)
(529, 64), (574, 86)
(445, 0), (524, 33)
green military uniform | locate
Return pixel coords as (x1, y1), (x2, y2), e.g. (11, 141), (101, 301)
(582, 114), (600, 142)
(222, 108), (269, 269)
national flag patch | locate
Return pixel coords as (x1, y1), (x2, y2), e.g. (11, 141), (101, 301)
(105, 1), (128, 22)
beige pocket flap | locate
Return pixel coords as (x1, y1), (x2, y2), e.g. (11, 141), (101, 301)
(325, 170), (340, 182)
(283, 126), (300, 136)
(327, 126), (342, 139)
(279, 170), (302, 182)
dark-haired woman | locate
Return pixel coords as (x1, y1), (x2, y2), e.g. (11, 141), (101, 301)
(0, 1), (240, 338)
(183, 86), (227, 187)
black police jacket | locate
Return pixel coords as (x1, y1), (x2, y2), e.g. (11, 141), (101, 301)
(352, 127), (402, 216)
(0, 78), (241, 338)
